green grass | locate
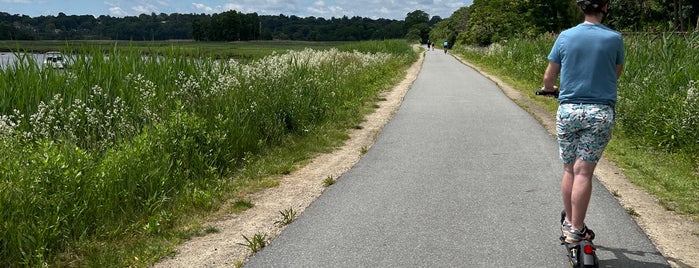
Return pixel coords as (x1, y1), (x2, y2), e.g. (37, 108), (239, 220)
(0, 40), (351, 59)
(0, 39), (417, 267)
(231, 199), (255, 212)
(323, 176), (337, 187)
(605, 137), (699, 220)
(237, 233), (267, 254)
(455, 33), (699, 222)
(274, 208), (297, 227)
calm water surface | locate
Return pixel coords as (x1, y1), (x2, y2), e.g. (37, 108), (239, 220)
(0, 52), (64, 70)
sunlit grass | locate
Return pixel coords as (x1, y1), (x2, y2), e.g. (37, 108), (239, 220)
(0, 40), (416, 266)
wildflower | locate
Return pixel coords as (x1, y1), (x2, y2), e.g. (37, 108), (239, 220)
(686, 80), (697, 103)
(0, 114), (18, 136)
(683, 80), (698, 129)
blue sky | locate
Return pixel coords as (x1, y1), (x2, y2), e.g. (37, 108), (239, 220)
(0, 0), (472, 20)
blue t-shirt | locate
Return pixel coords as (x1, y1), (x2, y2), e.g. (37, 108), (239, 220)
(548, 23), (624, 106)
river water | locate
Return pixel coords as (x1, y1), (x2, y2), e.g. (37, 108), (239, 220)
(0, 52), (66, 70)
(0, 52), (205, 71)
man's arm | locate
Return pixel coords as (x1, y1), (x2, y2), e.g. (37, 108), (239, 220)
(616, 64), (623, 80)
(543, 61), (561, 91)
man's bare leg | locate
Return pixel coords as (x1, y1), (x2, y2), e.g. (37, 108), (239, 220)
(562, 159), (596, 231)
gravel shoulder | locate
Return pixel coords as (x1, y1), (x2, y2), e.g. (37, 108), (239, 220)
(154, 50), (698, 268)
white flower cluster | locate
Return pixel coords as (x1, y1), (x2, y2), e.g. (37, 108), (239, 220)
(487, 43), (505, 56)
(0, 113), (19, 138)
(29, 93), (65, 140)
(232, 48), (392, 83)
(1, 47), (394, 150)
(682, 80), (698, 131)
(126, 72), (161, 123)
(20, 85), (134, 150)
(174, 71), (202, 100)
(686, 80), (697, 104)
(167, 48), (393, 117)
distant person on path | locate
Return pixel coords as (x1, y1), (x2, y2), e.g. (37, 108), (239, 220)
(431, 42), (435, 51)
(443, 41), (448, 53)
(539, 0), (624, 244)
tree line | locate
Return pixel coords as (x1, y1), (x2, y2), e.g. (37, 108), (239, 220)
(0, 12), (193, 40)
(0, 11), (424, 42)
(429, 0), (699, 47)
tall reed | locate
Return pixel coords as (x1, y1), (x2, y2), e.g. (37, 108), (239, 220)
(0, 40), (415, 266)
(457, 33), (699, 155)
(617, 33), (699, 152)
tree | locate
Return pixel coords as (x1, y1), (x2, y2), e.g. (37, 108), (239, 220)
(192, 15), (211, 41)
(457, 0), (578, 46)
(429, 7), (469, 48)
(460, 0), (519, 46)
(601, 0), (698, 32)
(404, 10), (430, 43)
(522, 0), (577, 34)
(607, 0), (643, 31)
(429, 16), (443, 26)
(405, 27), (422, 42)
(0, 22), (14, 39)
(405, 10), (429, 30)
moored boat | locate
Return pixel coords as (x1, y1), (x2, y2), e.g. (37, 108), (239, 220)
(43, 51), (66, 69)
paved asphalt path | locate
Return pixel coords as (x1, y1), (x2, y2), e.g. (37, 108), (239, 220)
(244, 50), (670, 267)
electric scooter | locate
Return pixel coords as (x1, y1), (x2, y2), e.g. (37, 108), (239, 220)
(560, 210), (600, 268)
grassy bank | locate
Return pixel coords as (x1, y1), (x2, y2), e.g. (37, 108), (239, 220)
(0, 40), (349, 59)
(0, 40), (417, 267)
(455, 33), (699, 223)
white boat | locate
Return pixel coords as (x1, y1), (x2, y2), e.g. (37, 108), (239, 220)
(43, 51), (66, 69)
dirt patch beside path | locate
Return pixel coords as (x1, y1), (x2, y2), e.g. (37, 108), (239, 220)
(454, 56), (699, 268)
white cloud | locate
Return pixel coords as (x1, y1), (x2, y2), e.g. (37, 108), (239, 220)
(215, 0), (301, 15)
(446, 2), (465, 8)
(305, 2), (346, 18)
(378, 7), (390, 16)
(109, 6), (127, 16)
(0, 0), (32, 3)
(193, 2), (214, 13)
(222, 3), (242, 12)
(104, 1), (127, 16)
(134, 1), (162, 14)
(132, 5), (154, 14)
(102, 1), (170, 16)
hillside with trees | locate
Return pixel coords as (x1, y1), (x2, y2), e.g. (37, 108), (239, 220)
(0, 10), (436, 42)
(429, 0), (698, 47)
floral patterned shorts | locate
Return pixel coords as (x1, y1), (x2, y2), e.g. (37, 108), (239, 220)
(556, 103), (615, 164)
